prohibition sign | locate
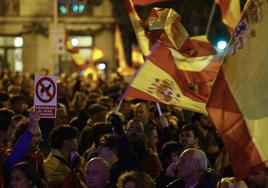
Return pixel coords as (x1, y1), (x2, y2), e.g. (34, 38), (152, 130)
(35, 77), (56, 103)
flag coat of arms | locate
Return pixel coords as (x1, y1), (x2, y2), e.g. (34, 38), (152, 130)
(123, 42), (208, 114)
(207, 0), (268, 179)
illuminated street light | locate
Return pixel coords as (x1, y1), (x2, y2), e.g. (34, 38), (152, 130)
(217, 40), (227, 50)
(97, 63), (106, 70)
(71, 38), (79, 47)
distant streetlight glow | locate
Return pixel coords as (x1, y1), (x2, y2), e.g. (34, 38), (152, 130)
(14, 37), (23, 47)
(97, 63), (106, 70)
(217, 40), (227, 50)
(71, 38), (78, 47)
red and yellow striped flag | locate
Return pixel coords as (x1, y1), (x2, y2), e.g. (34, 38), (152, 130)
(123, 42), (207, 114)
(207, 0), (268, 179)
(215, 0), (241, 34)
(65, 35), (86, 68)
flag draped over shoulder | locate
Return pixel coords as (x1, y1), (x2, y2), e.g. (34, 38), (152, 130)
(215, 0), (241, 34)
(132, 0), (170, 6)
(207, 0), (268, 179)
(123, 42), (207, 114)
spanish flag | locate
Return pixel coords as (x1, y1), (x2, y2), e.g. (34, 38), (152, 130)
(123, 41), (207, 114)
(215, 0), (241, 34)
(65, 35), (86, 68)
(207, 0), (268, 179)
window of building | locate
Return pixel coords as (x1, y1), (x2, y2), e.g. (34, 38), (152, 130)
(0, 36), (23, 72)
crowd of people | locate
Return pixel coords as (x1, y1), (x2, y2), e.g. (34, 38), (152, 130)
(0, 69), (268, 188)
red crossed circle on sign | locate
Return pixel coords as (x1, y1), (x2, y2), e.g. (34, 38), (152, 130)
(35, 77), (56, 103)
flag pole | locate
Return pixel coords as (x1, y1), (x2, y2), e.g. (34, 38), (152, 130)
(205, 2), (217, 35)
(116, 98), (124, 113)
(156, 103), (162, 116)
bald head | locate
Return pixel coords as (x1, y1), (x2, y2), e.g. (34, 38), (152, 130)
(182, 148), (208, 171)
(85, 157), (110, 188)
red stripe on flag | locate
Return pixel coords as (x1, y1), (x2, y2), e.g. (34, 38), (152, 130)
(124, 86), (162, 102)
(207, 69), (265, 179)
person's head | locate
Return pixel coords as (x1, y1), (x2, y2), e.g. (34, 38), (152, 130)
(176, 148), (208, 182)
(85, 157), (110, 188)
(9, 161), (44, 188)
(117, 170), (155, 188)
(97, 134), (119, 167)
(87, 104), (109, 123)
(0, 108), (14, 145)
(0, 91), (10, 108)
(191, 113), (212, 129)
(160, 141), (182, 169)
(126, 118), (144, 142)
(217, 177), (248, 188)
(134, 103), (149, 125)
(12, 121), (42, 150)
(10, 95), (29, 114)
(247, 168), (268, 188)
(144, 125), (159, 150)
(54, 103), (68, 126)
(180, 124), (200, 149)
(50, 125), (78, 152)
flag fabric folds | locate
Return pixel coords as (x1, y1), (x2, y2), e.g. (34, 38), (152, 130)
(125, 0), (220, 104)
(207, 0), (268, 179)
(215, 0), (241, 34)
(123, 42), (208, 114)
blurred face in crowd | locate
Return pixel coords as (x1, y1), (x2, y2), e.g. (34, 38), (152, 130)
(66, 137), (79, 152)
(145, 129), (159, 150)
(126, 119), (144, 142)
(85, 158), (110, 188)
(170, 151), (180, 164)
(10, 168), (32, 188)
(134, 103), (149, 125)
(180, 130), (198, 149)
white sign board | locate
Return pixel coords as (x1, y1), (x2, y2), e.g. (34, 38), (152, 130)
(34, 76), (57, 118)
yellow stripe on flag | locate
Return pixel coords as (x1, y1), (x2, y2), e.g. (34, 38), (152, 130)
(130, 59), (207, 114)
(207, 0), (268, 179)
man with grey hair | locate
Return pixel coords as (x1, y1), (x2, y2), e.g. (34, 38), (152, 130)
(85, 157), (110, 188)
(165, 148), (220, 188)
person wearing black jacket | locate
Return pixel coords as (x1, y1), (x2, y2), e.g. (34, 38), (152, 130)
(164, 148), (221, 188)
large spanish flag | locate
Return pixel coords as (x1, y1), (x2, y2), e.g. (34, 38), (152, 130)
(207, 0), (268, 179)
(215, 0), (241, 34)
(123, 42), (207, 114)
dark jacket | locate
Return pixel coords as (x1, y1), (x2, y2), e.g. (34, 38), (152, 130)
(166, 169), (221, 188)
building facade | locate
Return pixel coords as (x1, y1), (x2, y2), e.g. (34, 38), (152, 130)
(0, 0), (115, 74)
